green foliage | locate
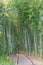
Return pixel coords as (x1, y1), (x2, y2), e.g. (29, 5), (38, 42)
(0, 0), (43, 56)
(0, 59), (15, 65)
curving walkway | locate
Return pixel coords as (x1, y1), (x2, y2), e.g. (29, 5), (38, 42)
(16, 54), (35, 65)
(14, 53), (43, 65)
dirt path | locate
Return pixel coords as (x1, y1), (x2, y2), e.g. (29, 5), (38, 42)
(14, 54), (43, 65)
(17, 54), (33, 65)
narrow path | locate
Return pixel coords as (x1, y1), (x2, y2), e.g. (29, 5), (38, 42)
(13, 53), (43, 65)
(16, 54), (35, 65)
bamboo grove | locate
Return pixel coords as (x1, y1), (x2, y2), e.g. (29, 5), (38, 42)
(0, 0), (43, 57)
